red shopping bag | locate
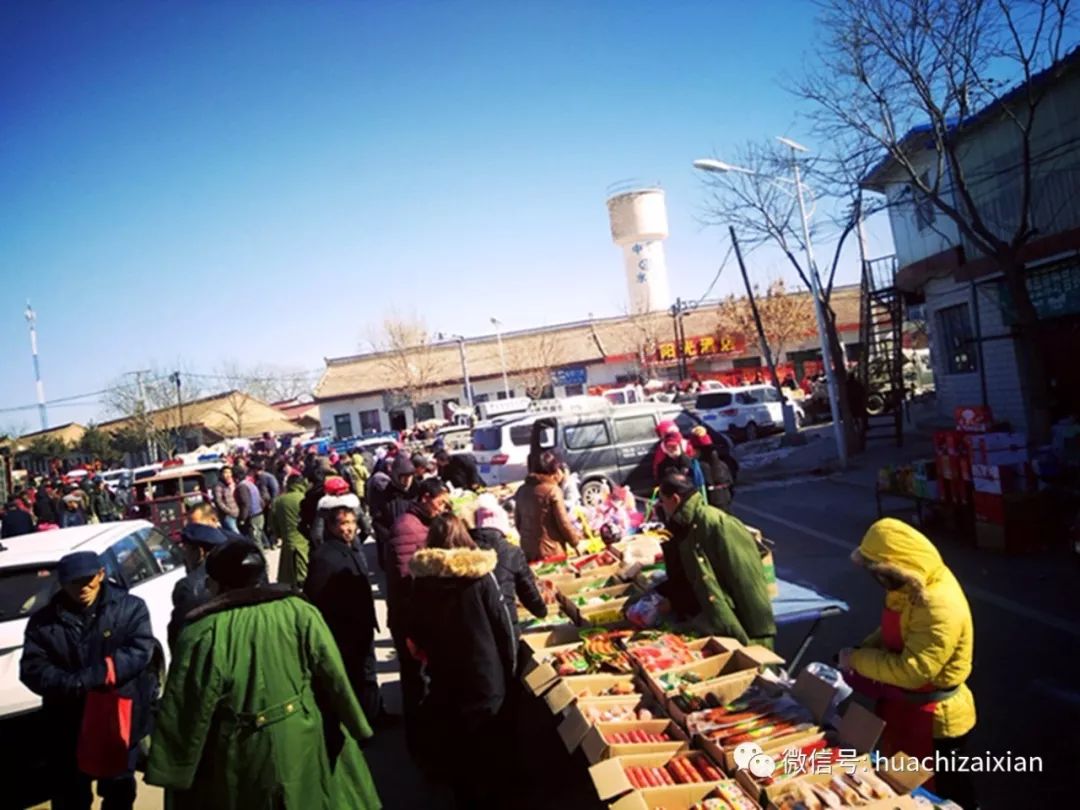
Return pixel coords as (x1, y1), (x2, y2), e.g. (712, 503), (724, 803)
(77, 657), (133, 778)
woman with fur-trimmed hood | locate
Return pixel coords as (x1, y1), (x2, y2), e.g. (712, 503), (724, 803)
(407, 514), (516, 809)
(839, 518), (976, 809)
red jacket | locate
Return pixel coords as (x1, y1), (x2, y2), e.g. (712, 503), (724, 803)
(388, 505), (432, 581)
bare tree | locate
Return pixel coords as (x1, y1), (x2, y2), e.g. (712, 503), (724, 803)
(795, 0), (1075, 441)
(367, 314), (444, 410)
(618, 308), (670, 380)
(103, 367), (205, 460)
(214, 361), (316, 403)
(508, 332), (567, 398)
(698, 140), (876, 448)
(213, 390), (256, 439)
(716, 279), (816, 365)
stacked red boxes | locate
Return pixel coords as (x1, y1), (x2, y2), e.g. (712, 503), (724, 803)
(933, 430), (971, 505)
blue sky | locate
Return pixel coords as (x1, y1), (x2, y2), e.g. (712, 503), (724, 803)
(0, 1), (898, 431)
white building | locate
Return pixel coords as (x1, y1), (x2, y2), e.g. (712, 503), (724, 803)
(861, 49), (1080, 434)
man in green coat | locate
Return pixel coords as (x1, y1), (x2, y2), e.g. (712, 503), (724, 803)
(657, 472), (776, 648)
(271, 473), (308, 586)
(146, 540), (380, 810)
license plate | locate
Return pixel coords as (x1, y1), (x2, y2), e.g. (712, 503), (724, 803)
(480, 465), (491, 474)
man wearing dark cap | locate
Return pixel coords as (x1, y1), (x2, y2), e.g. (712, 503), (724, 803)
(434, 448), (486, 491)
(146, 541), (381, 809)
(369, 453), (417, 570)
(20, 551), (156, 810)
(167, 523), (228, 651)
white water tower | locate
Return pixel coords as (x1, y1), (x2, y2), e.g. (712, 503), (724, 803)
(606, 186), (672, 314)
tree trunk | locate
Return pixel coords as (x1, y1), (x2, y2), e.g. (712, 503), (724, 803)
(1001, 258), (1052, 444)
(824, 302), (860, 456)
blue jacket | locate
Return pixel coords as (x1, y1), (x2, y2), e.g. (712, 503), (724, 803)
(167, 562), (212, 653)
(20, 581), (159, 761)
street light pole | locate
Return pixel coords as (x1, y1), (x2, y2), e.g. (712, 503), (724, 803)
(24, 302), (47, 431)
(784, 140), (846, 466)
(491, 317), (510, 397)
(439, 333), (473, 409)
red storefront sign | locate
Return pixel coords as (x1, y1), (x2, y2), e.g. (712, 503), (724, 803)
(656, 334), (745, 362)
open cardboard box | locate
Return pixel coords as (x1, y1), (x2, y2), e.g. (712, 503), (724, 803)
(544, 672), (640, 714)
(624, 635), (743, 679)
(589, 751), (728, 802)
(754, 752), (930, 810)
(732, 703), (923, 806)
(563, 583), (642, 624)
(521, 640), (586, 696)
(576, 596), (635, 626)
(557, 693), (656, 752)
(644, 645), (784, 703)
(609, 781), (761, 810)
(558, 573), (623, 598)
(520, 625), (582, 658)
(581, 719), (690, 764)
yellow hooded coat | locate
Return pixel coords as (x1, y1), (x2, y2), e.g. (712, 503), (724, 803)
(849, 519), (976, 739)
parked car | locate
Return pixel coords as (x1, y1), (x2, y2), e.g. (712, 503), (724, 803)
(0, 520), (186, 800)
(527, 402), (735, 504)
(127, 463), (223, 539)
(693, 384), (805, 441)
(471, 415), (539, 485)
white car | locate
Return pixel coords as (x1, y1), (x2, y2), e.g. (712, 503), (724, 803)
(471, 415), (539, 485)
(694, 384), (805, 441)
(0, 520), (186, 721)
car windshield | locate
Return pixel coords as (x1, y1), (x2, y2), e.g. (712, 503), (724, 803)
(0, 565), (59, 622)
(472, 427), (502, 451)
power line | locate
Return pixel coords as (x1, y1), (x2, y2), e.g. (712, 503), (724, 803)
(694, 241), (735, 305)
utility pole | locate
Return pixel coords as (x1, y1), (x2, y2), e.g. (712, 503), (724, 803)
(730, 227), (797, 438)
(170, 371), (183, 451)
(24, 302), (47, 431)
(126, 370), (154, 463)
(491, 318), (511, 397)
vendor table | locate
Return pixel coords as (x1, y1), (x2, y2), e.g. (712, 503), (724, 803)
(773, 578), (849, 673)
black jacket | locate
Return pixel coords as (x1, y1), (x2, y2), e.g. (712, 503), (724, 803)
(167, 562), (212, 653)
(34, 489), (60, 525)
(371, 479), (416, 549)
(440, 454), (486, 491)
(695, 443), (736, 511)
(1, 507), (35, 538)
(470, 527), (546, 627)
(20, 581), (158, 763)
(656, 451), (694, 483)
(298, 484), (325, 544)
(407, 547), (516, 724)
(304, 538), (379, 690)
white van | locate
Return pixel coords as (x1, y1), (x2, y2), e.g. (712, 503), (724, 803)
(471, 414), (539, 485)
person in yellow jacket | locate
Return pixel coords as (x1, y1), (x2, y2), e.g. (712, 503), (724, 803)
(839, 518), (976, 809)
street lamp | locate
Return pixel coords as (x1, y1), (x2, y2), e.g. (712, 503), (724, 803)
(438, 332), (473, 409)
(694, 138), (847, 466)
(491, 317), (511, 398)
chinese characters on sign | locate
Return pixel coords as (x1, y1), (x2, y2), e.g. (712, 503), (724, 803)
(656, 334), (744, 362)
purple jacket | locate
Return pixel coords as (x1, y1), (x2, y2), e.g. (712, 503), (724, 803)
(388, 505), (432, 581)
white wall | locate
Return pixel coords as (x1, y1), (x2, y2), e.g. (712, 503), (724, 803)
(924, 275), (1028, 432)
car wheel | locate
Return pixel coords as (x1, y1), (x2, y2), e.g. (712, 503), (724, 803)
(745, 421), (759, 441)
(580, 479), (607, 507)
(867, 392), (887, 416)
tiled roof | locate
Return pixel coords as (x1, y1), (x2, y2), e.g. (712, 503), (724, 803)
(314, 286), (862, 401)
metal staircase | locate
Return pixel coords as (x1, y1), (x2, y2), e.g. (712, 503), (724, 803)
(859, 255), (905, 447)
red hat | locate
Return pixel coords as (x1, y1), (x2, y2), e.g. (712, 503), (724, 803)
(688, 425), (713, 447)
(656, 419), (679, 439)
(323, 475), (350, 496)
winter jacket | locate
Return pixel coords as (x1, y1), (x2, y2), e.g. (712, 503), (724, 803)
(664, 492), (775, 646)
(213, 481), (239, 520)
(59, 508), (87, 528)
(439, 453), (486, 491)
(407, 547), (516, 722)
(236, 479), (263, 520)
(90, 487), (118, 521)
(304, 539), (379, 706)
(298, 483), (326, 544)
(256, 471), (279, 507)
(271, 479), (309, 586)
(34, 488), (60, 525)
(471, 527), (547, 625)
(514, 473), (581, 562)
(656, 451), (694, 483)
(146, 588), (379, 810)
(1, 506), (35, 537)
(20, 582), (158, 767)
(694, 443), (736, 511)
(849, 519), (976, 739)
(372, 480), (418, 554)
(388, 504), (434, 582)
(349, 453), (370, 500)
(167, 562), (212, 653)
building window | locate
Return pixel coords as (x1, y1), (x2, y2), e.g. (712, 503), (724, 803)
(358, 409), (381, 434)
(333, 413), (353, 439)
(495, 390), (515, 400)
(936, 304), (977, 374)
(914, 172), (936, 232)
(474, 393), (490, 404)
(413, 402), (436, 422)
(563, 384), (585, 396)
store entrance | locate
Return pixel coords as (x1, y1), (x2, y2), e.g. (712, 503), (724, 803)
(1040, 315), (1080, 422)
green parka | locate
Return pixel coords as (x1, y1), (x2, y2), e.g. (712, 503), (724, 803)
(146, 588), (380, 810)
(667, 492), (776, 647)
(272, 479), (308, 586)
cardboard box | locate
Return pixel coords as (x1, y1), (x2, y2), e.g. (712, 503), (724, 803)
(520, 625), (582, 657)
(588, 751), (726, 801)
(543, 673), (639, 715)
(580, 719), (690, 764)
(576, 596), (634, 627)
(563, 583), (641, 624)
(954, 405), (993, 432)
(665, 669), (761, 729)
(625, 636), (743, 679)
(609, 781), (761, 810)
(644, 645), (784, 703)
(557, 694), (656, 752)
(558, 573), (623, 598)
(751, 752), (930, 810)
(733, 703), (894, 805)
(521, 640), (586, 696)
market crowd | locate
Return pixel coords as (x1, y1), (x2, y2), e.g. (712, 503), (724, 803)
(14, 417), (975, 810)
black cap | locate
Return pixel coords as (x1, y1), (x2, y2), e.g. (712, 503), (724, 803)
(179, 523), (228, 549)
(57, 551), (103, 585)
(206, 540), (266, 590)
